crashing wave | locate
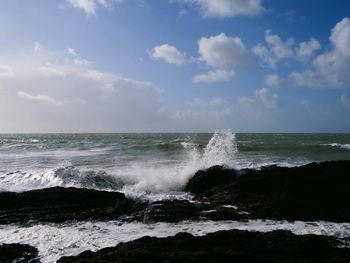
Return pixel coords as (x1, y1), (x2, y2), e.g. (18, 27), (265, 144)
(0, 130), (237, 198)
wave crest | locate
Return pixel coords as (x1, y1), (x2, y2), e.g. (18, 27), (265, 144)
(0, 130), (237, 198)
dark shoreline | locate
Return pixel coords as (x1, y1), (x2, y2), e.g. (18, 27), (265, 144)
(1, 160), (350, 262)
(58, 230), (350, 263)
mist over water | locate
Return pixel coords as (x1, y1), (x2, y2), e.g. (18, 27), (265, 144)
(1, 131), (350, 198)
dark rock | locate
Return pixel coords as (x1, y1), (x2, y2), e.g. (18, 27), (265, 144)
(141, 200), (197, 223)
(0, 187), (141, 224)
(187, 160), (350, 222)
(0, 186), (246, 224)
(125, 200), (248, 223)
(199, 206), (249, 221)
(185, 165), (238, 195)
(0, 243), (39, 263)
(58, 229), (350, 263)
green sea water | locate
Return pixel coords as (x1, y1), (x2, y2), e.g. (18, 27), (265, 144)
(0, 131), (349, 197)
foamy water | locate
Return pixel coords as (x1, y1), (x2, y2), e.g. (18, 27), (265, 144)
(1, 219), (350, 263)
(1, 131), (350, 261)
(0, 131), (239, 198)
(1, 131), (349, 197)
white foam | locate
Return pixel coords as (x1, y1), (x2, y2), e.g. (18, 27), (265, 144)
(0, 130), (238, 199)
(322, 143), (350, 150)
(1, 219), (349, 263)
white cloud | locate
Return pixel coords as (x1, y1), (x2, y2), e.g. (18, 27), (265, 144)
(198, 33), (247, 69)
(331, 17), (350, 57)
(188, 97), (228, 107)
(17, 91), (69, 106)
(264, 74), (281, 86)
(291, 17), (350, 88)
(151, 33), (247, 84)
(66, 47), (92, 66)
(180, 0), (264, 18)
(66, 0), (122, 15)
(193, 69), (234, 83)
(0, 45), (166, 132)
(255, 88), (280, 108)
(209, 97), (228, 106)
(33, 41), (43, 53)
(179, 9), (188, 16)
(341, 94), (350, 108)
(67, 47), (78, 56)
(0, 64), (14, 77)
(296, 38), (321, 59)
(237, 96), (256, 108)
(39, 66), (67, 77)
(252, 30), (294, 68)
(151, 44), (187, 65)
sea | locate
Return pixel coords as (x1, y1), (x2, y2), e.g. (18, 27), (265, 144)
(0, 131), (350, 262)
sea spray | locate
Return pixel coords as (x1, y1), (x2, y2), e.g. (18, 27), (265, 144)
(117, 130), (238, 198)
(201, 129), (237, 168)
(1, 132), (349, 197)
(0, 131), (238, 199)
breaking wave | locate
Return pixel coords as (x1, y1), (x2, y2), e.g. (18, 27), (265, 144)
(0, 130), (237, 199)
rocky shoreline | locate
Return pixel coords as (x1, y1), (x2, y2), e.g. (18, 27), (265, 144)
(58, 230), (350, 263)
(1, 160), (350, 262)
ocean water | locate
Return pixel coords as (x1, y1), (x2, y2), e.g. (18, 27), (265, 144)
(1, 131), (350, 262)
(1, 131), (350, 198)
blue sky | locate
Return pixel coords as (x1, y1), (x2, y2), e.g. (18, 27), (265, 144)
(0, 0), (349, 132)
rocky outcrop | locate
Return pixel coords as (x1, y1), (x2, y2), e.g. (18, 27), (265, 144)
(186, 160), (350, 222)
(0, 187), (144, 224)
(0, 186), (247, 224)
(0, 243), (39, 263)
(58, 229), (350, 263)
(185, 165), (238, 195)
(2, 161), (349, 224)
(126, 199), (248, 223)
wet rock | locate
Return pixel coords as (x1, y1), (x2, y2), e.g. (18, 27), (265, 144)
(185, 165), (238, 195)
(58, 229), (350, 263)
(141, 200), (197, 223)
(199, 206), (249, 221)
(125, 200), (248, 223)
(0, 187), (139, 224)
(0, 243), (39, 263)
(186, 160), (350, 222)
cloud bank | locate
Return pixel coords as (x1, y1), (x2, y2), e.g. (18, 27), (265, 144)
(0, 44), (166, 132)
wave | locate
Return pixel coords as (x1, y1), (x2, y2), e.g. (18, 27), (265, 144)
(0, 166), (124, 193)
(322, 143), (350, 150)
(1, 219), (350, 263)
(0, 130), (238, 199)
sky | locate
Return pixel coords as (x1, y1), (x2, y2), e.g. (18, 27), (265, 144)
(0, 0), (350, 133)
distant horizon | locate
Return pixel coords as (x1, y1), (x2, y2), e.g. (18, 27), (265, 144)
(1, 131), (350, 135)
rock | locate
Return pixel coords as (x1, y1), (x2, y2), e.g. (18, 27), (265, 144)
(185, 165), (238, 195)
(58, 229), (350, 263)
(0, 187), (141, 224)
(125, 200), (248, 223)
(141, 200), (197, 223)
(199, 206), (249, 221)
(0, 243), (39, 263)
(187, 160), (350, 222)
